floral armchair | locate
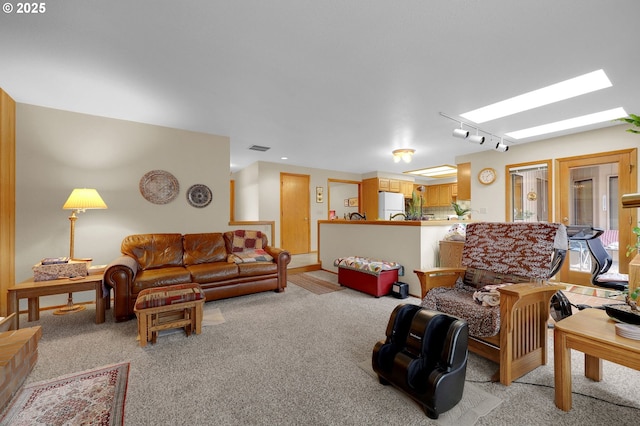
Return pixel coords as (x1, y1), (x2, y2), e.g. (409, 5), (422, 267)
(414, 222), (567, 385)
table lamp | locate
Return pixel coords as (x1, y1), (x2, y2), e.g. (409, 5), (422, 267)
(56, 188), (108, 314)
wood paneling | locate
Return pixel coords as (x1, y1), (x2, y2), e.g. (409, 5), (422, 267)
(0, 89), (16, 316)
(456, 162), (471, 200)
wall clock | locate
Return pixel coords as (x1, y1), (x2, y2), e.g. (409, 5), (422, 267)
(478, 167), (497, 185)
(139, 170), (179, 204)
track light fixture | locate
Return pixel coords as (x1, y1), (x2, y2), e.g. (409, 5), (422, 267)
(452, 125), (469, 139)
(495, 138), (509, 152)
(439, 112), (512, 152)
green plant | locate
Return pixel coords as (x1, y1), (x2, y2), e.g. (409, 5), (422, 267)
(626, 287), (639, 311)
(451, 202), (471, 217)
(406, 190), (421, 219)
(616, 114), (640, 134)
(626, 223), (640, 257)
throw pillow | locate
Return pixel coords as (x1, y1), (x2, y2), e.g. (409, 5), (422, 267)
(231, 230), (264, 253)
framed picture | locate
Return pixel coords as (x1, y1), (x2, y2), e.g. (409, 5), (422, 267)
(348, 197), (358, 207)
(316, 186), (324, 203)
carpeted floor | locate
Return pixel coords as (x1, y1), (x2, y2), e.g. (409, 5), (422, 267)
(6, 281), (640, 425)
(0, 362), (129, 425)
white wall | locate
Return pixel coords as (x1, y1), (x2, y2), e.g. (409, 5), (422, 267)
(232, 161), (361, 249)
(16, 104), (231, 289)
(456, 125), (639, 222)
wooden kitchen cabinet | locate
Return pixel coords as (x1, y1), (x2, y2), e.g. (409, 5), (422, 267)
(426, 183), (455, 207)
(378, 178), (390, 191)
(456, 162), (471, 200)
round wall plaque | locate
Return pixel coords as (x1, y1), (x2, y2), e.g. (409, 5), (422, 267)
(139, 170), (180, 205)
(186, 184), (212, 208)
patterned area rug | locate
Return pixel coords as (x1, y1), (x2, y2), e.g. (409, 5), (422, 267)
(0, 362), (129, 426)
(357, 360), (501, 426)
(288, 272), (344, 295)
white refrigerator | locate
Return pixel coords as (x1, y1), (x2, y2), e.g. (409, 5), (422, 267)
(378, 192), (405, 220)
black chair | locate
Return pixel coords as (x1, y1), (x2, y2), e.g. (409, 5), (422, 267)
(586, 236), (628, 291)
(372, 304), (468, 419)
(349, 212), (366, 220)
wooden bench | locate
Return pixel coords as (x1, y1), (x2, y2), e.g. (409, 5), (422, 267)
(133, 284), (205, 347)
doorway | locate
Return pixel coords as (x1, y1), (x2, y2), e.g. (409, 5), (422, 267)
(280, 173), (310, 255)
(556, 149), (637, 285)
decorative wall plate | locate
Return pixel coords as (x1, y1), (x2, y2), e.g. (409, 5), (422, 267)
(186, 184), (212, 208)
(139, 170), (179, 205)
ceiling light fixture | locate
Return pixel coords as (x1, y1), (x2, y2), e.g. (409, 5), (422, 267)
(494, 138), (509, 152)
(505, 107), (627, 139)
(440, 112), (512, 151)
(406, 165), (458, 178)
(460, 69), (613, 123)
(392, 148), (415, 163)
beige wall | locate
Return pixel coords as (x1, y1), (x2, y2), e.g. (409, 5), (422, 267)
(16, 104), (231, 287)
(456, 125), (639, 222)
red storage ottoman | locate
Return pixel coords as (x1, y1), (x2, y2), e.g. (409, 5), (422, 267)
(334, 257), (403, 297)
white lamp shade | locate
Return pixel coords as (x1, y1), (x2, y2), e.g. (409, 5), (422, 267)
(63, 188), (108, 210)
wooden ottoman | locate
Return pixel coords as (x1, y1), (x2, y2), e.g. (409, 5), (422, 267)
(133, 283), (205, 347)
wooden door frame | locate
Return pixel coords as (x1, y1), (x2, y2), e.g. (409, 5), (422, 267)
(555, 149), (637, 283)
(505, 159), (553, 222)
(327, 178), (362, 219)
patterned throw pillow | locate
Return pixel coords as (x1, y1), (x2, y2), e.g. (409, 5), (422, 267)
(231, 230), (263, 253)
(228, 249), (274, 264)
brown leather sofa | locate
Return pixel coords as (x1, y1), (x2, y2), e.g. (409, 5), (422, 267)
(103, 231), (290, 322)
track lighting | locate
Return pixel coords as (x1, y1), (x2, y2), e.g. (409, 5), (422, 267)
(495, 138), (509, 152)
(452, 127), (469, 139)
(468, 133), (485, 144)
(439, 112), (512, 152)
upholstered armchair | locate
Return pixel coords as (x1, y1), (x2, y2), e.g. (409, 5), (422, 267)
(414, 222), (567, 385)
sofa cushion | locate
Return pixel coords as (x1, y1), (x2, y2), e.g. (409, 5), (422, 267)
(122, 234), (184, 270)
(131, 267), (192, 293)
(228, 249), (274, 264)
(237, 262), (278, 277)
(186, 262), (239, 283)
(183, 233), (227, 265)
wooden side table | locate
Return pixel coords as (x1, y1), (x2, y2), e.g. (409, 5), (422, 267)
(7, 274), (106, 329)
(554, 308), (640, 411)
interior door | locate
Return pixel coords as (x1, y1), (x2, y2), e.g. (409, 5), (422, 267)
(557, 150), (637, 285)
(280, 173), (310, 254)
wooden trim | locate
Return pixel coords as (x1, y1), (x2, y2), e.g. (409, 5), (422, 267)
(0, 88), (16, 316)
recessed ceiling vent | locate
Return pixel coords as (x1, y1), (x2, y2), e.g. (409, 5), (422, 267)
(249, 145), (271, 152)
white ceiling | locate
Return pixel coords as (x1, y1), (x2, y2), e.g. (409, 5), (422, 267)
(1, 1), (638, 179)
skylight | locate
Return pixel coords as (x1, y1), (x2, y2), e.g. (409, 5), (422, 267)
(460, 69), (613, 124)
(505, 107), (627, 139)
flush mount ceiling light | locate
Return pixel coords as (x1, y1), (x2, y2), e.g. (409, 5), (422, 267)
(460, 69), (613, 124)
(405, 165), (458, 178)
(505, 107), (627, 139)
(392, 148), (415, 163)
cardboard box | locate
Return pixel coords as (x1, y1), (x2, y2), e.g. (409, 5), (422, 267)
(32, 260), (88, 281)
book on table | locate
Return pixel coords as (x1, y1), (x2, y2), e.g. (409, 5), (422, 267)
(40, 257), (70, 265)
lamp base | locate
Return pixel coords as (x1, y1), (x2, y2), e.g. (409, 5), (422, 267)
(53, 293), (86, 315)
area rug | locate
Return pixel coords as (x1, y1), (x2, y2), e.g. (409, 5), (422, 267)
(562, 284), (624, 300)
(357, 360), (501, 426)
(0, 362), (129, 426)
(288, 272), (345, 295)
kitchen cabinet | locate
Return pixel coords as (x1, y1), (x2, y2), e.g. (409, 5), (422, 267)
(426, 183), (456, 207)
(456, 162), (471, 200)
(389, 179), (401, 192)
(401, 181), (414, 198)
(378, 178), (390, 192)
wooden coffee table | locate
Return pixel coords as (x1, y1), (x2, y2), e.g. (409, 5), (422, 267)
(554, 308), (640, 411)
(7, 274), (107, 329)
